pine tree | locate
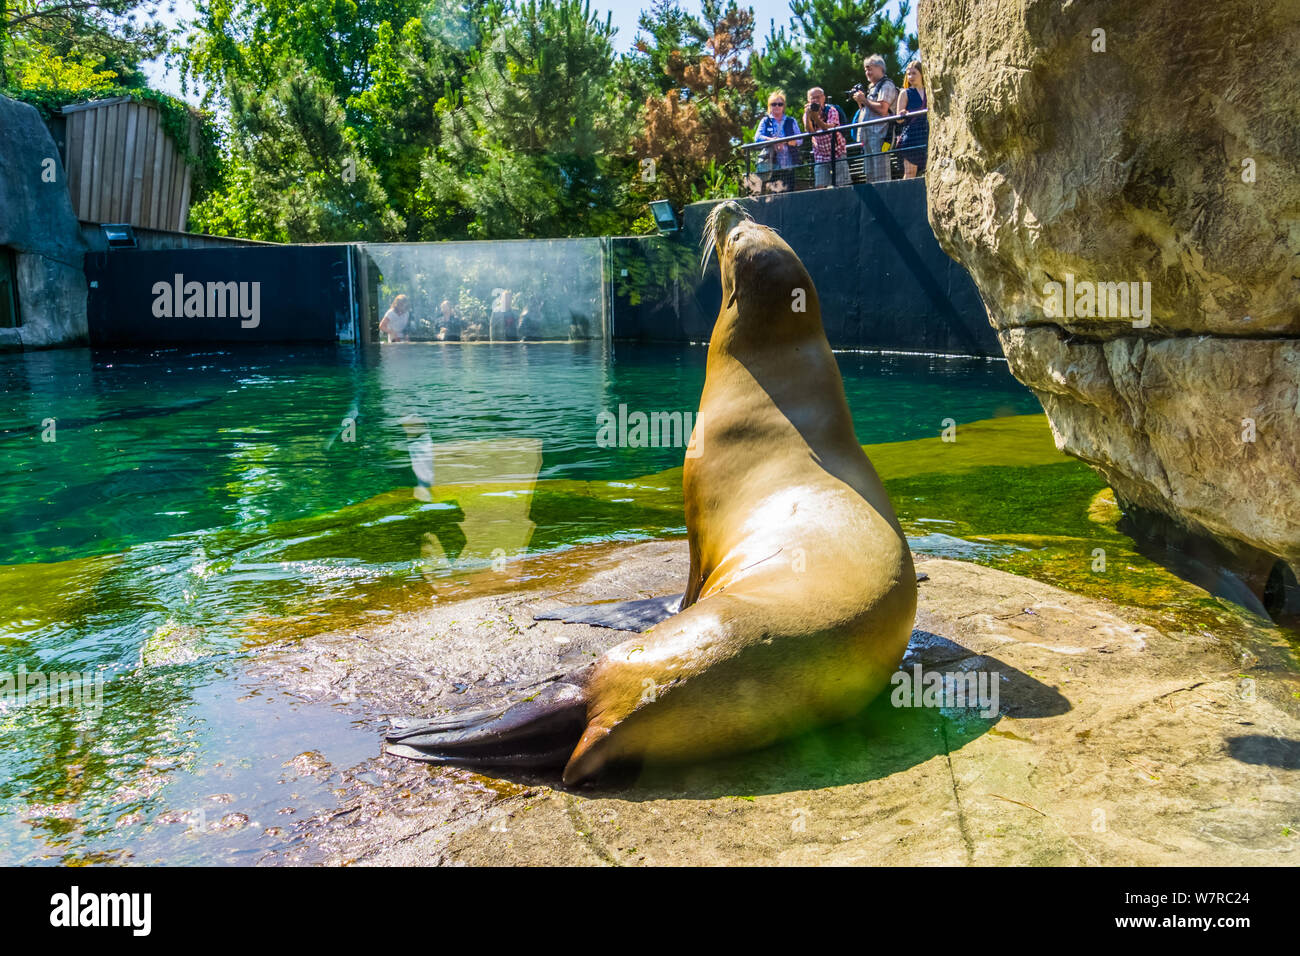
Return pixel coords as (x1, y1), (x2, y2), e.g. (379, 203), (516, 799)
(633, 1), (756, 209)
(789, 0), (917, 113)
(190, 59), (401, 242)
(630, 0), (705, 96)
(751, 17), (812, 109)
(422, 0), (633, 238)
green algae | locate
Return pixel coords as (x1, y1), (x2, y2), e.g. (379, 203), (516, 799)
(867, 415), (1294, 649)
(0, 554), (123, 637)
(888, 462), (1106, 538)
(864, 414), (1069, 478)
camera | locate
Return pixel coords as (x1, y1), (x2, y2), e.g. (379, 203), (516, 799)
(846, 83), (865, 99)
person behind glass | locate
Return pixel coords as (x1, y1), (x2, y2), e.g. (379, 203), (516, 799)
(753, 89), (801, 193)
(435, 299), (461, 341)
(379, 294), (412, 343)
(516, 297), (537, 341)
(804, 87), (848, 188)
(490, 288), (518, 340)
(895, 59), (929, 179)
(851, 55), (898, 183)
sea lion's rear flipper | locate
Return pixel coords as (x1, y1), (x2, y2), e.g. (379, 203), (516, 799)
(533, 593), (683, 632)
(385, 679), (587, 769)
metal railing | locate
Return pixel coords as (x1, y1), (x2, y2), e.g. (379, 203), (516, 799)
(738, 109), (928, 195)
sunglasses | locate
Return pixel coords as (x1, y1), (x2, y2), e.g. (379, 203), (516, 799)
(770, 101), (785, 106)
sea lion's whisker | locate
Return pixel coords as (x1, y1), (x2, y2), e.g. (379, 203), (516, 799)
(700, 233), (717, 276)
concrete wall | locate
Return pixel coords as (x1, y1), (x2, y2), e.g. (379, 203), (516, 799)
(0, 94), (89, 351)
(611, 177), (1000, 356)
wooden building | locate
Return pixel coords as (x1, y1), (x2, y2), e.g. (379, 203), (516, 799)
(60, 96), (198, 232)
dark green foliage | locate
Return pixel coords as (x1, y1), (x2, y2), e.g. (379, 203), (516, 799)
(421, 0), (637, 239)
(207, 60), (402, 241)
(7, 0), (921, 240)
(751, 17), (811, 105)
(346, 8), (499, 239)
(756, 0), (917, 116)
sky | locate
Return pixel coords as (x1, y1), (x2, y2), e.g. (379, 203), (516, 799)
(144, 1), (918, 104)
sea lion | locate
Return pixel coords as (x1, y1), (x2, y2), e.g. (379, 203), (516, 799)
(386, 200), (917, 785)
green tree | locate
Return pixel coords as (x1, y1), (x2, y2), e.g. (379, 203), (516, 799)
(422, 0), (635, 239)
(346, 5), (502, 239)
(181, 0), (426, 108)
(190, 58), (401, 241)
(789, 0), (916, 112)
(185, 0), (511, 240)
(0, 0), (167, 87)
(750, 17), (811, 107)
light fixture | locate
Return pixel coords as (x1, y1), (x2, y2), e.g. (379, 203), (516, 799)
(648, 200), (679, 235)
(101, 223), (137, 250)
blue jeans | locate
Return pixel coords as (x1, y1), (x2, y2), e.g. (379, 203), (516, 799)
(814, 158), (850, 188)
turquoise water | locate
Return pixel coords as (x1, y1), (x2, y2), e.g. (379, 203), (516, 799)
(3, 343), (1034, 562)
(0, 342), (1039, 864)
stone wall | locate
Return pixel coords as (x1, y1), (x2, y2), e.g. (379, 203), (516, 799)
(919, 0), (1300, 602)
(0, 94), (88, 350)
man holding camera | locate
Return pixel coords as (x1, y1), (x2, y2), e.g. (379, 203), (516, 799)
(850, 55), (899, 183)
(804, 87), (849, 188)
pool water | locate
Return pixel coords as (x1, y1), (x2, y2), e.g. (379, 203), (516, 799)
(9, 341), (1271, 865)
(0, 343), (1040, 653)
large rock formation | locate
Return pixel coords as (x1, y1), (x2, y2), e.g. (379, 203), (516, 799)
(0, 94), (88, 350)
(920, 0), (1300, 606)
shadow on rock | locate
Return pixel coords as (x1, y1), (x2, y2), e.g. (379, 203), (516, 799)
(1225, 735), (1300, 770)
(411, 629), (1070, 800)
(604, 629), (1069, 800)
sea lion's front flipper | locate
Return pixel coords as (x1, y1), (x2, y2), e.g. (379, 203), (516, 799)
(533, 593), (683, 632)
(385, 679), (587, 769)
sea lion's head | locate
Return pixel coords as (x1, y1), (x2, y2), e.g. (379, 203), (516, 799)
(702, 201), (813, 326)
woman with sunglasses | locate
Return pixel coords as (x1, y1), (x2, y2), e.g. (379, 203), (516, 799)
(753, 90), (801, 193)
